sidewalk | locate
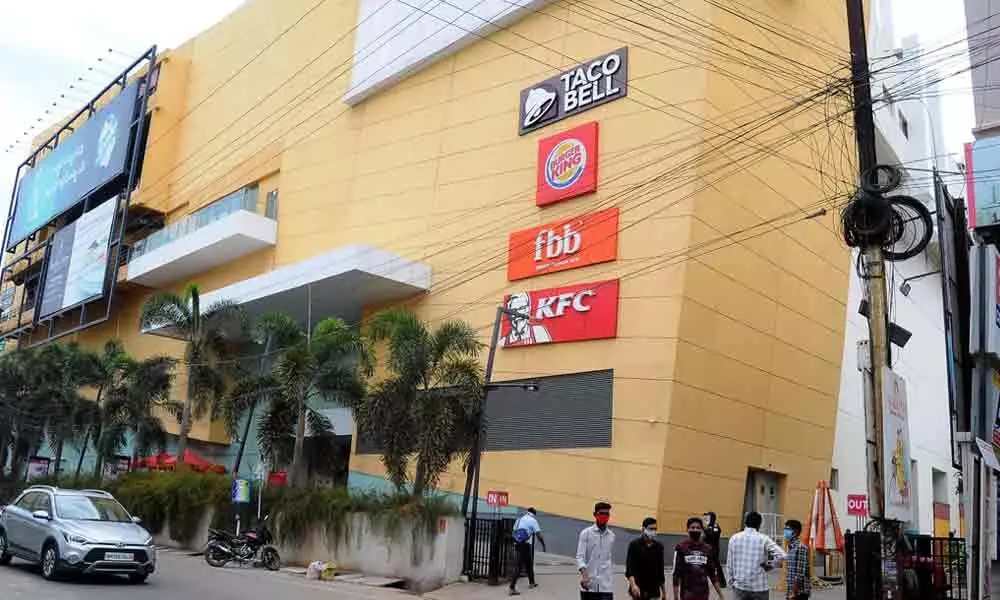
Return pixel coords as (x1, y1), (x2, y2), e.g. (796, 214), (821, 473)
(424, 553), (846, 600)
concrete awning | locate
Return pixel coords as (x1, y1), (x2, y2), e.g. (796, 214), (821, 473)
(146, 244), (431, 338)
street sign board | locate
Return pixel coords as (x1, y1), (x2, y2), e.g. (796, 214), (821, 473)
(486, 491), (509, 507)
(232, 479), (251, 504)
(847, 494), (869, 517)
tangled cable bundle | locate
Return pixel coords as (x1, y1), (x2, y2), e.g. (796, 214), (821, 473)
(841, 165), (933, 262)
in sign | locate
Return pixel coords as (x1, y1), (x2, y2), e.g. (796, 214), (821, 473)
(847, 494), (869, 517)
(486, 490), (509, 507)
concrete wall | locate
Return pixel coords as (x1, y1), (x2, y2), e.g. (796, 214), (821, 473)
(153, 511), (464, 593)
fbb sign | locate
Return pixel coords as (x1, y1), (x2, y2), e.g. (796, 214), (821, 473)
(536, 121), (599, 207)
(847, 494), (869, 517)
(508, 208), (619, 281)
(486, 491), (509, 507)
(500, 279), (619, 347)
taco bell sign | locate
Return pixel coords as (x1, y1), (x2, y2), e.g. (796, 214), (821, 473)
(518, 48), (628, 135)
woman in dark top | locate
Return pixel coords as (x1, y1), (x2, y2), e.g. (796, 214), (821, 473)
(702, 511), (726, 588)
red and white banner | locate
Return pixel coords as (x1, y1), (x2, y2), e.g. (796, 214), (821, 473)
(500, 279), (619, 347)
(536, 121), (599, 207)
(486, 491), (509, 507)
(507, 207), (619, 281)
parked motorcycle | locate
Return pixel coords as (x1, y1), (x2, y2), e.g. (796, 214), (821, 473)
(204, 514), (281, 571)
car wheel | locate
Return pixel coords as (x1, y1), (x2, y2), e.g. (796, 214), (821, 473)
(128, 573), (149, 584)
(40, 543), (60, 581)
(0, 529), (12, 565)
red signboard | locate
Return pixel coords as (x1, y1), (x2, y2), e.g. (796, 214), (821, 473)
(486, 491), (509, 507)
(507, 207), (619, 281)
(500, 279), (619, 347)
(268, 471), (288, 487)
(536, 121), (599, 207)
(847, 494), (869, 517)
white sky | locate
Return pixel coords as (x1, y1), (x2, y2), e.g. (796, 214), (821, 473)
(0, 0), (978, 230)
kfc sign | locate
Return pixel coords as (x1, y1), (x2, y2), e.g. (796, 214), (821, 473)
(508, 208), (619, 281)
(519, 48), (628, 135)
(536, 122), (599, 206)
(500, 279), (619, 347)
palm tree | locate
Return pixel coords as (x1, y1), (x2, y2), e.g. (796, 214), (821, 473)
(139, 283), (244, 464)
(75, 340), (131, 478)
(100, 355), (178, 470)
(224, 312), (300, 476)
(0, 348), (38, 479)
(357, 309), (483, 497)
(37, 342), (102, 477)
(257, 317), (370, 487)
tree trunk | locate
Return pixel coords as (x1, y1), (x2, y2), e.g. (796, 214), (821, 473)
(53, 438), (65, 479)
(232, 402), (256, 476)
(177, 381), (194, 466)
(290, 402), (307, 488)
(74, 427), (91, 479)
(413, 458), (427, 499)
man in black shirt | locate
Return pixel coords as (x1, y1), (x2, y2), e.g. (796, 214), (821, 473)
(626, 517), (666, 599)
(702, 511), (726, 588)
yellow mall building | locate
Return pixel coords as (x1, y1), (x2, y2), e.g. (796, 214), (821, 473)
(0, 0), (856, 551)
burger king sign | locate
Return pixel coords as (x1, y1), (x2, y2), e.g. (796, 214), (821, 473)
(536, 121), (599, 207)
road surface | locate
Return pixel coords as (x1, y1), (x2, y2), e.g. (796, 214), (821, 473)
(0, 548), (410, 600)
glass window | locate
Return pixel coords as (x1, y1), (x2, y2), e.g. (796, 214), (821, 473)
(55, 495), (131, 522)
(14, 492), (40, 510)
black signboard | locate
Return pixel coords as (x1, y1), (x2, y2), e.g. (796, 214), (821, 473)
(518, 48), (628, 136)
(8, 81), (139, 250)
(38, 197), (117, 318)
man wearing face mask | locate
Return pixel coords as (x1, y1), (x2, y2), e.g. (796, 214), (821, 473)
(673, 517), (723, 600)
(783, 520), (811, 600)
(626, 517), (666, 599)
(577, 502), (616, 599)
(702, 512), (726, 588)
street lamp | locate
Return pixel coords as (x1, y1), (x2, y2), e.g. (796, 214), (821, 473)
(461, 305), (540, 575)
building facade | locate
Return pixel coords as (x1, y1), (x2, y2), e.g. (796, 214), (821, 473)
(1, 0), (857, 550)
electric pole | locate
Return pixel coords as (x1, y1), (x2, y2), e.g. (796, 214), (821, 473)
(845, 0), (901, 597)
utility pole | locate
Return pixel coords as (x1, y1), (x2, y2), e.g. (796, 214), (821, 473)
(845, 0), (901, 597)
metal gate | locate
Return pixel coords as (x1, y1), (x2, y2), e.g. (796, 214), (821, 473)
(464, 517), (516, 585)
(846, 531), (968, 600)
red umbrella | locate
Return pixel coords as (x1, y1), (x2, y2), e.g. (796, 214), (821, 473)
(140, 449), (226, 473)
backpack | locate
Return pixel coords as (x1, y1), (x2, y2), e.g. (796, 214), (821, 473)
(513, 527), (531, 543)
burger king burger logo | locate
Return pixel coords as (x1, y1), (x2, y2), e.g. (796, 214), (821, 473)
(545, 138), (587, 190)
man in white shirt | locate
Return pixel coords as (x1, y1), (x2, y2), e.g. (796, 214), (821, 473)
(726, 512), (787, 600)
(577, 501), (616, 600)
(510, 507), (546, 595)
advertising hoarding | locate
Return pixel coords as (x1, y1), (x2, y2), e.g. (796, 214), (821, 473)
(518, 48), (627, 135)
(535, 121), (599, 207)
(508, 207), (618, 281)
(38, 197), (117, 318)
(7, 81), (138, 250)
(500, 279), (619, 347)
(882, 366), (913, 522)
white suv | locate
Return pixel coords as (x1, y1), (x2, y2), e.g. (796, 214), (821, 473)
(0, 485), (156, 583)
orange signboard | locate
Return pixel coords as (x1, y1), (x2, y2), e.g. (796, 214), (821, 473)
(507, 207), (619, 281)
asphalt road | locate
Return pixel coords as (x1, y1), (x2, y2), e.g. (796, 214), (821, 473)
(0, 548), (410, 600)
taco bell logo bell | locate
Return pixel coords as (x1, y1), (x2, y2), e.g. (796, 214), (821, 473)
(518, 48), (628, 135)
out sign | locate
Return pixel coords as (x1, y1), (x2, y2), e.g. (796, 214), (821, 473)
(847, 494), (869, 517)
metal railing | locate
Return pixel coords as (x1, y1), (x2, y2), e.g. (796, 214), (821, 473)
(760, 512), (783, 539)
(129, 184), (263, 262)
(464, 516), (516, 585)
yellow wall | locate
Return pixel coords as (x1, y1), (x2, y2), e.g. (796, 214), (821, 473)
(11, 0), (853, 533)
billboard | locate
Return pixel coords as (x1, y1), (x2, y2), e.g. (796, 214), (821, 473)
(7, 81), (139, 250)
(882, 366), (913, 522)
(38, 197), (117, 318)
(508, 207), (618, 281)
(500, 279), (619, 347)
(518, 48), (628, 135)
(536, 121), (599, 207)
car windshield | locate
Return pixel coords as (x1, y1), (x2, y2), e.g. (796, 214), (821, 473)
(55, 495), (131, 522)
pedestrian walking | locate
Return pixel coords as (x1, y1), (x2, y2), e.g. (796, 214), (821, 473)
(577, 501), (616, 600)
(626, 517), (666, 599)
(509, 507), (546, 596)
(702, 511), (727, 588)
(783, 520), (811, 600)
(672, 517), (723, 600)
(726, 511), (787, 600)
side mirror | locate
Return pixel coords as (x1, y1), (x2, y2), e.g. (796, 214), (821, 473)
(31, 510), (51, 521)
(131, 516), (142, 524)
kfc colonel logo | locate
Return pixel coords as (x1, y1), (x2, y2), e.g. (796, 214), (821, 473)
(500, 279), (619, 347)
(536, 122), (599, 207)
(508, 207), (619, 281)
